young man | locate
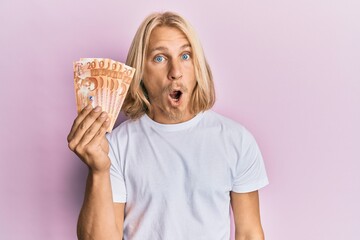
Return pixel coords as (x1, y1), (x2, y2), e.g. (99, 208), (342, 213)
(68, 12), (269, 240)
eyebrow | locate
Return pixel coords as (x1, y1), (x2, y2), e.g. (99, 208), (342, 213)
(148, 44), (191, 55)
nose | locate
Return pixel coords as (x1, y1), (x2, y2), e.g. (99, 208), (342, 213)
(167, 59), (182, 81)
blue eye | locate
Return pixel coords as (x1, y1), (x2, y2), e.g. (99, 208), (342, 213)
(154, 56), (165, 63)
(181, 53), (190, 60)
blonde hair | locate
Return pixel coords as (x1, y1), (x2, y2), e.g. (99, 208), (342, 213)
(123, 11), (215, 119)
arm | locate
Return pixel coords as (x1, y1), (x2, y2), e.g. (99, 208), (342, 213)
(230, 191), (265, 240)
(67, 105), (124, 240)
(77, 171), (124, 240)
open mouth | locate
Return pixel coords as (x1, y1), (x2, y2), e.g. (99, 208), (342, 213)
(169, 90), (183, 102)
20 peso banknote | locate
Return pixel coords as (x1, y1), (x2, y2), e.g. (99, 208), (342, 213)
(73, 58), (135, 132)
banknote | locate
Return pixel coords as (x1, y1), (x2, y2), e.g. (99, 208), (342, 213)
(73, 58), (135, 132)
(110, 61), (135, 129)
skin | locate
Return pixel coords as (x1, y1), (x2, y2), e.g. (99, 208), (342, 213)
(68, 26), (264, 240)
(231, 191), (265, 240)
(143, 26), (197, 124)
(67, 105), (124, 240)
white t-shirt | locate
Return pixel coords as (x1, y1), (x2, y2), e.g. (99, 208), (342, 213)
(107, 110), (269, 240)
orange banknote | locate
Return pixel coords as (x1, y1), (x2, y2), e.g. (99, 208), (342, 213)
(73, 58), (135, 132)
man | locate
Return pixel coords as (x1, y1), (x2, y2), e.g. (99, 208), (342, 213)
(68, 12), (269, 240)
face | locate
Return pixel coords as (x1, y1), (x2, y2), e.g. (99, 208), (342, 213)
(142, 26), (197, 124)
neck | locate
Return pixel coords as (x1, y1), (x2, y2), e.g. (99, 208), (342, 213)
(147, 110), (196, 124)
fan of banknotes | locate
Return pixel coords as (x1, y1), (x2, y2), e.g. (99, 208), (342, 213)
(73, 58), (135, 132)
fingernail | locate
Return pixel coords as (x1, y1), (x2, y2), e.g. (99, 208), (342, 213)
(94, 106), (101, 112)
(105, 117), (110, 122)
(100, 112), (107, 118)
(86, 104), (92, 110)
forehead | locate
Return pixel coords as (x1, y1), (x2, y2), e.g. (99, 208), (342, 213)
(148, 26), (190, 50)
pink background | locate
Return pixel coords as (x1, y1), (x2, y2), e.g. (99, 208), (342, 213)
(1, 0), (359, 239)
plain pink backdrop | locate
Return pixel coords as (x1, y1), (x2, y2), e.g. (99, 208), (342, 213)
(1, 0), (359, 239)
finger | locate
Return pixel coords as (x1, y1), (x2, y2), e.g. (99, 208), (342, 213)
(68, 106), (103, 150)
(67, 104), (93, 142)
(78, 120), (110, 169)
(87, 118), (110, 148)
(77, 112), (109, 147)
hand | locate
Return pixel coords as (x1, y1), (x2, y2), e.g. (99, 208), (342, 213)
(67, 104), (111, 173)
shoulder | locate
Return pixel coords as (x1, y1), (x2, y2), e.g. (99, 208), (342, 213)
(202, 110), (241, 126)
(201, 110), (256, 142)
(106, 116), (142, 142)
(201, 110), (246, 132)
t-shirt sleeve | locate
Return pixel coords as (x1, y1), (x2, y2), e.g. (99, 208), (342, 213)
(231, 128), (269, 193)
(106, 133), (127, 203)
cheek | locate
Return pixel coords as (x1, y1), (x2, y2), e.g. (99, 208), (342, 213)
(143, 66), (158, 90)
(144, 65), (168, 84)
(142, 77), (163, 98)
(183, 61), (195, 75)
(184, 65), (196, 85)
(142, 79), (156, 94)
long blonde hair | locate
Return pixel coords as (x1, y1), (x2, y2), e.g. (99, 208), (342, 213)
(123, 11), (215, 119)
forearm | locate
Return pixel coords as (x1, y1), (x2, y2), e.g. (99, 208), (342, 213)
(235, 230), (264, 240)
(77, 169), (122, 240)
